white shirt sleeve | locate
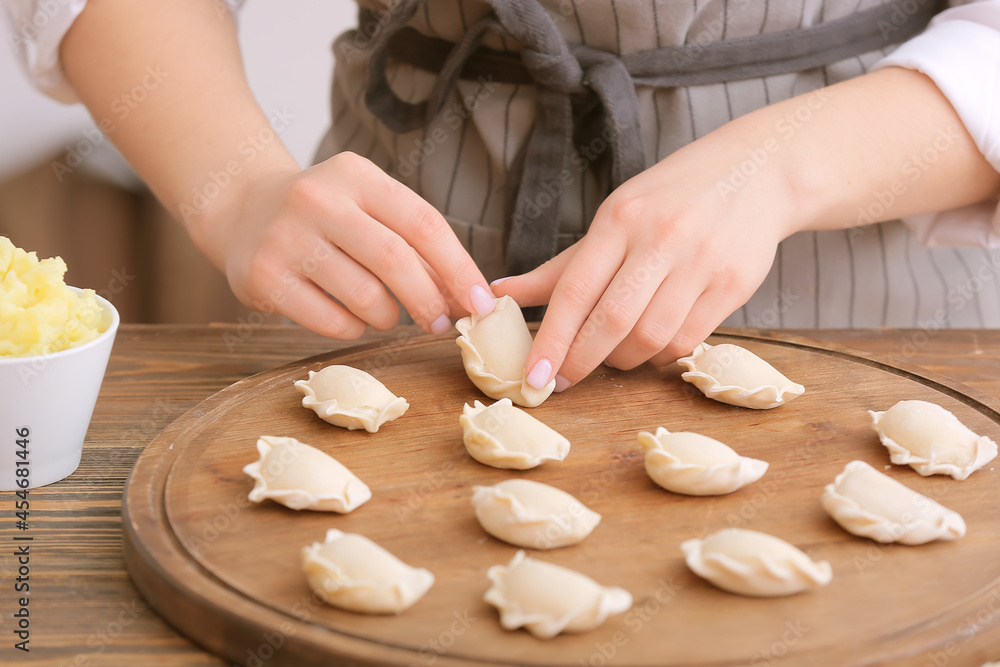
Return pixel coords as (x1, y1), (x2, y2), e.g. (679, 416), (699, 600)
(874, 0), (1000, 247)
(1, 0), (244, 104)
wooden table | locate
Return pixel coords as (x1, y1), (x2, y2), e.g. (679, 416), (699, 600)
(2, 324), (1000, 667)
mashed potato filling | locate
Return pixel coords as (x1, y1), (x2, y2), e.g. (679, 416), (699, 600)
(0, 237), (107, 358)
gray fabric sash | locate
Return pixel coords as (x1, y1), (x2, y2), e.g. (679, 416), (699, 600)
(363, 0), (943, 275)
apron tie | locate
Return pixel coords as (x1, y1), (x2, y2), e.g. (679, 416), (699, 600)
(363, 0), (943, 275)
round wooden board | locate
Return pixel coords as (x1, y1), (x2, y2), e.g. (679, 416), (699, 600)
(123, 330), (1000, 667)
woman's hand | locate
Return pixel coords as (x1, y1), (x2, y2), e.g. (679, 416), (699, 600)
(205, 152), (497, 340)
(61, 0), (495, 340)
(497, 67), (1000, 393)
(494, 124), (794, 391)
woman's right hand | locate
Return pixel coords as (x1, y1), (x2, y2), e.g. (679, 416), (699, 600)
(199, 152), (496, 339)
(60, 0), (495, 340)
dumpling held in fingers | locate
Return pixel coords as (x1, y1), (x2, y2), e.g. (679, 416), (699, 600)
(460, 399), (570, 469)
(638, 427), (768, 495)
(242, 435), (371, 512)
(302, 529), (434, 614)
(294, 364), (408, 432)
(681, 528), (832, 597)
(456, 295), (554, 407)
(471, 479), (601, 549)
(677, 343), (804, 409)
(869, 399), (997, 480)
(821, 460), (965, 544)
(484, 551), (632, 639)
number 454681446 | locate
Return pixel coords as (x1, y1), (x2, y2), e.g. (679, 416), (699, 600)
(15, 426), (29, 488)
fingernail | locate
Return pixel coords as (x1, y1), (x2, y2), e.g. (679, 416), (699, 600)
(554, 375), (571, 392)
(430, 314), (452, 335)
(526, 359), (552, 390)
(490, 276), (512, 288)
(470, 284), (495, 316)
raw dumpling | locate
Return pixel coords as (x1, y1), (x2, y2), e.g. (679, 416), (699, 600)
(242, 435), (371, 512)
(821, 460), (965, 544)
(294, 364), (408, 432)
(637, 427), (768, 495)
(484, 550), (632, 639)
(460, 399), (570, 469)
(681, 528), (832, 597)
(472, 479), (601, 549)
(677, 343), (804, 409)
(302, 529), (434, 614)
(456, 295), (554, 407)
(869, 400), (998, 480)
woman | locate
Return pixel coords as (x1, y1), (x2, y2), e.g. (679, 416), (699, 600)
(8, 0), (1000, 393)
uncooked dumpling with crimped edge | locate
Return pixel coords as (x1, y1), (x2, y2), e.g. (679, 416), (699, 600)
(294, 364), (408, 432)
(471, 479), (601, 549)
(302, 529), (434, 615)
(677, 342), (804, 409)
(455, 295), (554, 407)
(821, 460), (965, 544)
(681, 528), (832, 597)
(869, 399), (998, 480)
(460, 398), (570, 469)
(637, 427), (768, 496)
(242, 435), (371, 513)
(483, 550), (632, 639)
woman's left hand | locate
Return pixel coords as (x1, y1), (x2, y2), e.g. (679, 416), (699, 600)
(495, 65), (1000, 393)
(493, 123), (795, 392)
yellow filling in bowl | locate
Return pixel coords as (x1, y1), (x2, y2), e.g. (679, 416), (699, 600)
(0, 236), (108, 358)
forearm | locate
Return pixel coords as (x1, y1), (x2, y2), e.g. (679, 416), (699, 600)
(59, 0), (299, 268)
(715, 66), (1000, 237)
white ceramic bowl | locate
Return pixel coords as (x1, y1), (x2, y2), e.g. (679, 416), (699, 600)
(0, 289), (120, 490)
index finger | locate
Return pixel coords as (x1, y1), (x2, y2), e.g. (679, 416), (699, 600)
(354, 157), (496, 318)
(522, 233), (626, 391)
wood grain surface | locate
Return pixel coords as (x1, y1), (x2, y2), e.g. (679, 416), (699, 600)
(2, 325), (1000, 667)
(124, 329), (1000, 666)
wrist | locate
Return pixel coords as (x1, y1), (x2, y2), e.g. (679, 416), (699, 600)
(179, 138), (300, 272)
(703, 115), (805, 244)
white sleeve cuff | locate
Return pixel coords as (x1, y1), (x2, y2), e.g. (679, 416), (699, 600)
(874, 2), (1000, 248)
(2, 0), (244, 104)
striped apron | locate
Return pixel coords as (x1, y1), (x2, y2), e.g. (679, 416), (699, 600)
(315, 0), (1000, 329)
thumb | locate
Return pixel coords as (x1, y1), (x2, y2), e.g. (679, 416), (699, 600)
(490, 244), (578, 307)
